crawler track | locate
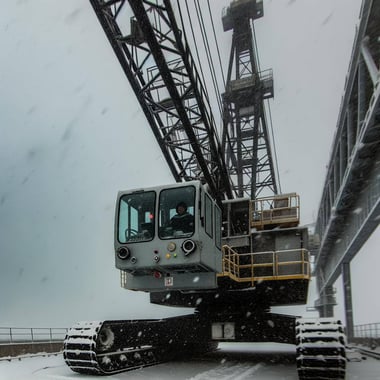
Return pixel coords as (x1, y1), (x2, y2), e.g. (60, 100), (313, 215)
(296, 318), (347, 379)
(63, 315), (214, 375)
(63, 321), (161, 375)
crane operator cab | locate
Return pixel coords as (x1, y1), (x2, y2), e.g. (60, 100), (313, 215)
(115, 181), (222, 292)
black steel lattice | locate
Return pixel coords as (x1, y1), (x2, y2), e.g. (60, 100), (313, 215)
(222, 1), (278, 199)
(89, 0), (232, 201)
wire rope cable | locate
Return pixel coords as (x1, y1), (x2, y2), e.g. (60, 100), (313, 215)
(193, 0), (224, 117)
(206, 0), (226, 88)
(206, 0), (227, 138)
(178, 0), (225, 129)
(177, 0), (210, 101)
(252, 22), (282, 193)
(266, 99), (282, 194)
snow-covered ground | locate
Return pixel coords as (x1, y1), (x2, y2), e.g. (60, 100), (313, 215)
(1, 343), (379, 380)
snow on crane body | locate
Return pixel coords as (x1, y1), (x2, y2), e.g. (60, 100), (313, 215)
(63, 0), (347, 378)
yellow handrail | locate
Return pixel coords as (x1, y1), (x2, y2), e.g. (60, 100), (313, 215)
(251, 193), (300, 230)
(220, 245), (310, 285)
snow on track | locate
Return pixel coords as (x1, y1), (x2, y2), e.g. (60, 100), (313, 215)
(1, 343), (380, 379)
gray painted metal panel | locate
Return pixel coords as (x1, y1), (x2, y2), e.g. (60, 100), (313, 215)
(123, 271), (217, 291)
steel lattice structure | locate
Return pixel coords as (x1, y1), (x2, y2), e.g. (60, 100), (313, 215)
(89, 0), (232, 201)
(90, 0), (279, 201)
(222, 1), (278, 199)
(313, 0), (380, 333)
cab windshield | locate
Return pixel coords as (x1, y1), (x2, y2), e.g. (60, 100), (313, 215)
(159, 186), (195, 239)
(118, 191), (155, 243)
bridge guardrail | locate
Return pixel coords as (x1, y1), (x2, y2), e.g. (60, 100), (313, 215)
(351, 323), (380, 350)
(354, 323), (380, 339)
(0, 327), (67, 345)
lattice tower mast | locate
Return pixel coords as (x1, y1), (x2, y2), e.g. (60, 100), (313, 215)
(222, 0), (278, 199)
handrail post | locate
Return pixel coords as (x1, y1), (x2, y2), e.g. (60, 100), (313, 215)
(251, 252), (254, 285)
(301, 249), (304, 275)
(9, 328), (13, 344)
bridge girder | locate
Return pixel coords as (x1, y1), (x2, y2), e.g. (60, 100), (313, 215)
(314, 0), (380, 316)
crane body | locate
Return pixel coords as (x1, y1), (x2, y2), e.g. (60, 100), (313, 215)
(63, 1), (347, 378)
(115, 180), (222, 291)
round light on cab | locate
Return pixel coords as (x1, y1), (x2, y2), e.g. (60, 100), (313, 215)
(117, 247), (130, 260)
(181, 239), (196, 256)
(167, 242), (176, 252)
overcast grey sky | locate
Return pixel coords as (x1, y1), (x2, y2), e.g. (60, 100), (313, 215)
(1, 0), (377, 328)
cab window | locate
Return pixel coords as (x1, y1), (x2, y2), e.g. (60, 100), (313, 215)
(118, 191), (155, 243)
(159, 186), (195, 239)
(205, 194), (213, 238)
(215, 204), (222, 249)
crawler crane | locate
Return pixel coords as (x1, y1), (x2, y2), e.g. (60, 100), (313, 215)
(63, 1), (347, 379)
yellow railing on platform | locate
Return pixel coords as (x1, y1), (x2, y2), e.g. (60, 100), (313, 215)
(219, 245), (310, 286)
(251, 193), (300, 230)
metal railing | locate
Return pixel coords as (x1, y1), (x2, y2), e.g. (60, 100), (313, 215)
(0, 327), (67, 345)
(251, 193), (300, 230)
(219, 246), (310, 286)
(354, 323), (380, 339)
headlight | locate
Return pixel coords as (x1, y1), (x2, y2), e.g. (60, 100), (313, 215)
(117, 247), (130, 260)
(181, 239), (196, 256)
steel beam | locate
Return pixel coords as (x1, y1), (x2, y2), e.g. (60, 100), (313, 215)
(361, 36), (379, 86)
(342, 262), (354, 341)
(89, 0), (233, 200)
(222, 0), (277, 199)
(314, 0), (380, 314)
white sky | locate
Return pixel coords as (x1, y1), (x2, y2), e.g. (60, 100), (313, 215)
(0, 0), (378, 329)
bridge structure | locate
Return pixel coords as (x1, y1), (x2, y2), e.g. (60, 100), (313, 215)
(313, 0), (380, 341)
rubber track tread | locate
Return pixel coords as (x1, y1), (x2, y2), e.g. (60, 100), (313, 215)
(63, 321), (160, 375)
(295, 318), (347, 380)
